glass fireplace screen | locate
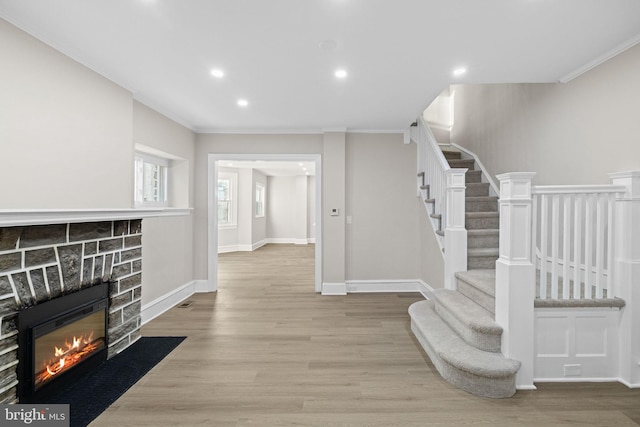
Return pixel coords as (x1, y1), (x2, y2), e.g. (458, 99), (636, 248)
(33, 308), (106, 390)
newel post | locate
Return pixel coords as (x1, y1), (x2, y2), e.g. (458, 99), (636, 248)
(444, 168), (467, 289)
(610, 171), (640, 386)
(495, 172), (536, 390)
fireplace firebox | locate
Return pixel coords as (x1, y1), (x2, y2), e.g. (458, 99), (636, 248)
(17, 283), (109, 403)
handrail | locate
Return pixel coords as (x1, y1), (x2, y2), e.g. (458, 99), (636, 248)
(533, 185), (627, 195)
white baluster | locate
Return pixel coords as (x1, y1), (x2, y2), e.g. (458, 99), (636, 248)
(562, 195), (571, 299)
(584, 195), (593, 298)
(606, 193), (615, 297)
(540, 194), (548, 299)
(573, 195), (583, 299)
(595, 194), (605, 298)
(551, 194), (560, 299)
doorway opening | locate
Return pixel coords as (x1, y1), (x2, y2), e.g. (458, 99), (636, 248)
(207, 154), (322, 292)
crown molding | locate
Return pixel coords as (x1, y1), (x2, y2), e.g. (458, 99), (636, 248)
(559, 33), (640, 83)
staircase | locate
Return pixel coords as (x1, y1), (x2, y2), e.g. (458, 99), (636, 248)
(410, 148), (521, 398)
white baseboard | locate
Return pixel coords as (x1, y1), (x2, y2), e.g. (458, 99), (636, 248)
(141, 279), (215, 325)
(141, 281), (197, 325)
(617, 378), (640, 389)
(218, 240), (267, 253)
(265, 238), (314, 245)
(345, 279), (433, 299)
(322, 282), (347, 295)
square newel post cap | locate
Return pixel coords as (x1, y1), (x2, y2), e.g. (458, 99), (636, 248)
(609, 171), (640, 199)
(496, 172), (536, 200)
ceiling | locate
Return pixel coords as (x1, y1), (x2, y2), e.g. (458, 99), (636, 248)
(1, 0), (640, 133)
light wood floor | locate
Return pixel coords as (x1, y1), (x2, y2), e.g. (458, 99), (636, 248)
(92, 244), (640, 426)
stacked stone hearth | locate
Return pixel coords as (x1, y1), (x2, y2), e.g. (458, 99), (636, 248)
(0, 221), (144, 403)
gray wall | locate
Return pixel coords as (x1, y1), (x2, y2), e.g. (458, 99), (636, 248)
(1, 19), (197, 307)
(345, 133), (420, 281)
(450, 43), (640, 185)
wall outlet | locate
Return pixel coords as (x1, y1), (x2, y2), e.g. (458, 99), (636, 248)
(563, 364), (582, 376)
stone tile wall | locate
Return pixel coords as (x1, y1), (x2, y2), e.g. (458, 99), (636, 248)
(0, 220), (143, 403)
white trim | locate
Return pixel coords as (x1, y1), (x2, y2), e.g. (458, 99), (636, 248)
(0, 208), (192, 227)
(617, 378), (640, 389)
(345, 279), (434, 299)
(263, 238), (312, 245)
(559, 33), (640, 83)
(516, 385), (538, 391)
(141, 280), (197, 325)
(198, 128), (325, 135)
(346, 129), (404, 134)
(141, 280), (213, 325)
(321, 282), (347, 295)
(534, 377), (622, 384)
(209, 154), (323, 293)
(450, 143), (500, 197)
(217, 240), (268, 253)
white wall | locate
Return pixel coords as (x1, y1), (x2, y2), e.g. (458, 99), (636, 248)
(0, 19), (197, 307)
(266, 175), (314, 243)
(345, 133), (420, 281)
(450, 43), (640, 185)
(0, 18), (133, 208)
(117, 100), (197, 307)
(251, 170), (267, 246)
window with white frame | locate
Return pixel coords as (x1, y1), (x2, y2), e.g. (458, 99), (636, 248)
(134, 153), (169, 207)
(218, 172), (238, 228)
(255, 183), (265, 218)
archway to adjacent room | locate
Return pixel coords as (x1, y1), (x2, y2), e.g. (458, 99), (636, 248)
(207, 153), (322, 293)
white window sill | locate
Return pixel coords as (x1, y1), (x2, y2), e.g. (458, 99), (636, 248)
(218, 224), (238, 230)
(0, 207), (193, 227)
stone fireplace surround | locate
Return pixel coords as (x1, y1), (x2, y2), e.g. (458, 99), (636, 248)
(0, 220), (144, 403)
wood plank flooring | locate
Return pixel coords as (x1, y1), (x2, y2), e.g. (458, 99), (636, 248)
(92, 244), (640, 426)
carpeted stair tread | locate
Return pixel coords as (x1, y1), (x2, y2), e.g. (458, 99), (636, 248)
(468, 229), (499, 236)
(456, 270), (496, 297)
(409, 300), (519, 398)
(533, 271), (626, 308)
(468, 248), (499, 258)
(433, 289), (502, 353)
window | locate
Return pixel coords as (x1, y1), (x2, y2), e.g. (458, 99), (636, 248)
(255, 183), (265, 218)
(218, 172), (237, 228)
(135, 153), (169, 207)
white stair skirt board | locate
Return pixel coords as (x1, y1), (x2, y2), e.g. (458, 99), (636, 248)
(346, 280), (434, 300)
(321, 282), (347, 295)
(141, 279), (212, 325)
(534, 307), (621, 382)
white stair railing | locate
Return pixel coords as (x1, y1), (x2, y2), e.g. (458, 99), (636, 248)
(412, 116), (467, 288)
(532, 185), (626, 300)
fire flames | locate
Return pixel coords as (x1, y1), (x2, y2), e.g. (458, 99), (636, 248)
(35, 331), (103, 387)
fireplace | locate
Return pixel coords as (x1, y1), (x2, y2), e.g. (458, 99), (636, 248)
(0, 220), (144, 404)
(17, 283), (109, 402)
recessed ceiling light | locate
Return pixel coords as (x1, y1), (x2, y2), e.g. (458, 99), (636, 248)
(335, 69), (348, 79)
(453, 67), (467, 77)
(237, 99), (249, 107)
(298, 162), (303, 166)
(318, 39), (338, 51)
(210, 69), (224, 78)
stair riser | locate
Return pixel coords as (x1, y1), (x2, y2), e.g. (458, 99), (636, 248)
(466, 216), (500, 229)
(468, 234), (499, 249)
(443, 152), (461, 160)
(434, 302), (502, 353)
(457, 279), (495, 314)
(468, 255), (499, 270)
(465, 172), (482, 183)
(466, 200), (498, 212)
(448, 159), (475, 169)
(466, 184), (490, 197)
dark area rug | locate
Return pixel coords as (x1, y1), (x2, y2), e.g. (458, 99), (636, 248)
(45, 336), (186, 427)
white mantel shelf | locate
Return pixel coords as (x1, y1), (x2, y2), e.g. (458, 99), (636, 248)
(0, 208), (193, 227)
